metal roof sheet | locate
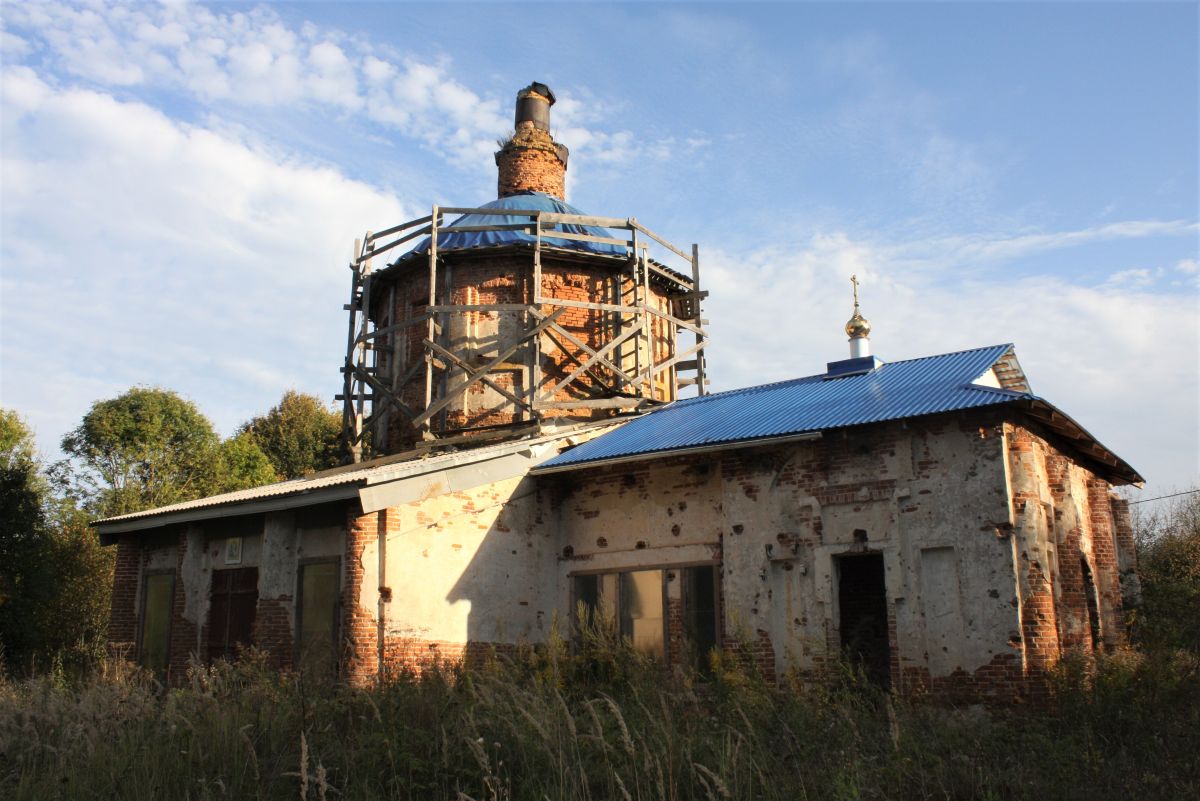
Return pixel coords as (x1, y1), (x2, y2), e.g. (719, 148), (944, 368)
(537, 344), (1030, 470)
(399, 191), (626, 261)
(93, 422), (620, 534)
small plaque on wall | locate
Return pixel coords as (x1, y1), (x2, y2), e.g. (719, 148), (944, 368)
(224, 537), (243, 565)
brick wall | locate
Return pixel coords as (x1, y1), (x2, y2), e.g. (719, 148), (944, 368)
(107, 535), (141, 659)
(495, 122), (567, 199)
(254, 598), (293, 670)
(342, 506), (379, 686)
(376, 251), (677, 452)
(1006, 421), (1131, 682)
(382, 639), (519, 676)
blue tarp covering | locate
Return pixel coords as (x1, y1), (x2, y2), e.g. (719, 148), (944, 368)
(538, 344), (1033, 470)
(400, 192), (627, 262)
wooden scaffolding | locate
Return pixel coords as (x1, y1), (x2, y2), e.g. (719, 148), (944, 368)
(338, 205), (709, 462)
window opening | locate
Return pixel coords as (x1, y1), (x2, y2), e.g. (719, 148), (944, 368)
(1081, 558), (1102, 650)
(206, 566), (259, 663)
(573, 565), (719, 666)
(139, 571), (174, 676)
(297, 561), (340, 678)
(682, 565), (719, 671)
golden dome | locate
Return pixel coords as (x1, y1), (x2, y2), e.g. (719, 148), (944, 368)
(845, 310), (871, 339)
(845, 274), (871, 339)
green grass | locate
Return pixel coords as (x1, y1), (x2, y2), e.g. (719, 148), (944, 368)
(1, 640), (1197, 801)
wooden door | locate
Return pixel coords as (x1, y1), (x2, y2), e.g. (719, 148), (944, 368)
(207, 567), (259, 663)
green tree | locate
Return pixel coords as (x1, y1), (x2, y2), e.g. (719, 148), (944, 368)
(1131, 488), (1200, 653)
(0, 410), (112, 674)
(61, 387), (222, 517)
(217, 432), (279, 492)
(239, 390), (342, 479)
(0, 410), (50, 667)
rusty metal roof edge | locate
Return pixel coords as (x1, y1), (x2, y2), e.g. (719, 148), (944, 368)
(93, 420), (623, 536)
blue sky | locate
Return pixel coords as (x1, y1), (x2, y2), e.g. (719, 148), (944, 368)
(1, 1), (1196, 497)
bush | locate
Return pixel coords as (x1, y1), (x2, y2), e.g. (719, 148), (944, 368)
(1130, 488), (1200, 653)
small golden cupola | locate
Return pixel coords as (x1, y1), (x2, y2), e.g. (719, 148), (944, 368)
(845, 274), (872, 358)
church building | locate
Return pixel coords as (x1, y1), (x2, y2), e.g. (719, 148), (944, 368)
(98, 83), (1141, 700)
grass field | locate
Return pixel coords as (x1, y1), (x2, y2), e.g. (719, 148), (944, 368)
(2, 639), (1197, 801)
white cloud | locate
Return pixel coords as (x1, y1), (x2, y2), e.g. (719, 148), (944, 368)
(1104, 267), (1160, 289)
(895, 219), (1199, 269)
(3, 0), (701, 177)
(0, 69), (407, 449)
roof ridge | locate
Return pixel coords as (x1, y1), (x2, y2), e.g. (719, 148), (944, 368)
(666, 343), (1015, 407)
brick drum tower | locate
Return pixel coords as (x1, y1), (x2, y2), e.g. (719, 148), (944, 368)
(341, 82), (709, 458)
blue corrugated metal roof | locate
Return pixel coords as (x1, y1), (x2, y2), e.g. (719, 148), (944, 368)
(400, 191), (626, 261)
(538, 344), (1029, 470)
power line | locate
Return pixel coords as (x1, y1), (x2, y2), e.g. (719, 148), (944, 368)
(1129, 488), (1200, 505)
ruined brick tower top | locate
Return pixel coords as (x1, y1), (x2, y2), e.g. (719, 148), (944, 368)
(495, 82), (570, 199)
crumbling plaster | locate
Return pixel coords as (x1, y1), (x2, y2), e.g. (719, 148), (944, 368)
(361, 474), (556, 649)
(555, 412), (1027, 683)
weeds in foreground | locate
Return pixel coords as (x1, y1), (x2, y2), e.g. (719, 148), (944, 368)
(0, 642), (1197, 801)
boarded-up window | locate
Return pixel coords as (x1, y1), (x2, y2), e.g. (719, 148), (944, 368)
(574, 570), (665, 657)
(620, 570), (665, 659)
(574, 566), (718, 664)
(920, 547), (965, 677)
(139, 572), (174, 675)
(207, 567), (259, 663)
(297, 561), (340, 677)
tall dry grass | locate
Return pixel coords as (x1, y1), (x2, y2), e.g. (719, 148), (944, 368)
(1, 630), (1197, 801)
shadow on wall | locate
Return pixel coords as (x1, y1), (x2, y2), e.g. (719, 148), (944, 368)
(412, 476), (554, 665)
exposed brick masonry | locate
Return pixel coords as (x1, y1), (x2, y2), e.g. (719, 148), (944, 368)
(342, 506), (379, 686)
(107, 535), (141, 659)
(496, 121), (567, 199)
(377, 253), (676, 451)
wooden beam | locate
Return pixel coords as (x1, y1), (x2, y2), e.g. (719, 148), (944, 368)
(628, 340), (705, 389)
(411, 307), (567, 427)
(538, 212), (631, 229)
(630, 220), (692, 263)
(357, 313), (432, 342)
(354, 224), (434, 263)
(536, 322), (642, 403)
(537, 296), (639, 314)
(538, 314), (637, 386)
(424, 206), (439, 428)
(536, 228), (629, 248)
(440, 223), (536, 234)
(427, 303), (531, 313)
(644, 302), (707, 337)
(531, 397), (647, 411)
(353, 366), (418, 419)
(438, 206), (539, 217)
(424, 338), (535, 415)
(362, 215), (434, 246)
(531, 213), (544, 409)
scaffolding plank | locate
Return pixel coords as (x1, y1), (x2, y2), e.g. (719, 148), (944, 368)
(411, 307), (566, 427)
